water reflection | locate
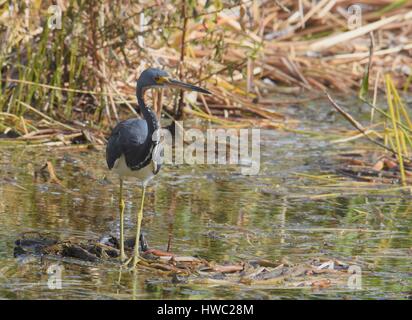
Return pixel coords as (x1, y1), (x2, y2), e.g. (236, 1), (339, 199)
(0, 128), (411, 299)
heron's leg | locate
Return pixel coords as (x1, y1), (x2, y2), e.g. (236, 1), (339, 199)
(119, 178), (127, 262)
(132, 186), (146, 268)
(132, 269), (138, 300)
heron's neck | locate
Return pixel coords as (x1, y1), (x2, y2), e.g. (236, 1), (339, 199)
(136, 87), (159, 135)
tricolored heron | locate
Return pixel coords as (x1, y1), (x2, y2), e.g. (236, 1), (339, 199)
(106, 68), (210, 268)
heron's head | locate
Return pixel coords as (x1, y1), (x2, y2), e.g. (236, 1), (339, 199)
(137, 68), (211, 94)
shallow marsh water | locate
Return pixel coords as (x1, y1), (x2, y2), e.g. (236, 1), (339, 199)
(0, 99), (411, 299)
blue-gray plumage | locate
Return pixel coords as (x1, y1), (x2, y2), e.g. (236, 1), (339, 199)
(106, 118), (159, 172)
(105, 67), (211, 269)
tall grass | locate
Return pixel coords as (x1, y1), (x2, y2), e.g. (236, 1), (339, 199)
(383, 75), (412, 186)
(0, 0), (411, 136)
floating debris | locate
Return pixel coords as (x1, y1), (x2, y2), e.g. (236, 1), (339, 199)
(14, 233), (363, 289)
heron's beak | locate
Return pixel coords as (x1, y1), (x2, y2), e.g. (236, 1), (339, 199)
(165, 78), (211, 94)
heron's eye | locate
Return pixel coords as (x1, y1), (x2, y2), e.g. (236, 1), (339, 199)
(154, 76), (160, 82)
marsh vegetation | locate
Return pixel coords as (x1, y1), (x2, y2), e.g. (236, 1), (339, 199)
(0, 1), (411, 299)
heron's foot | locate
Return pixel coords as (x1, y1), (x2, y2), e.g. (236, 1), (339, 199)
(121, 256), (133, 268)
(119, 252), (128, 262)
(132, 255), (141, 269)
(125, 254), (150, 270)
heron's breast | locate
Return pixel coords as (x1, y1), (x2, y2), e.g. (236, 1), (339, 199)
(112, 154), (155, 184)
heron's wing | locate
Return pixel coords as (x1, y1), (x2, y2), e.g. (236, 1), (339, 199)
(106, 118), (150, 170)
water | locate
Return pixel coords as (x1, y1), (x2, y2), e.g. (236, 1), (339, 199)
(0, 100), (411, 299)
